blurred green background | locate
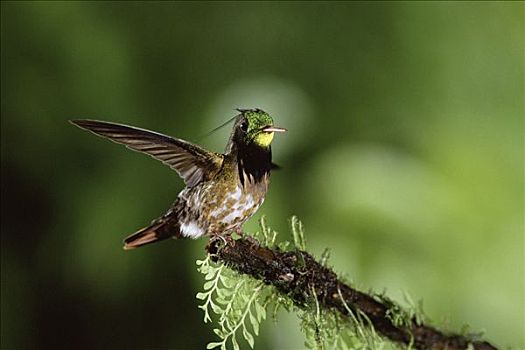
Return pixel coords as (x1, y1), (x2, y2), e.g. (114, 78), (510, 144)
(1, 1), (523, 349)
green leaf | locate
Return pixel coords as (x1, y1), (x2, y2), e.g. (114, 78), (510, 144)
(219, 273), (232, 286)
(255, 301), (266, 320)
(203, 280), (215, 290)
(210, 301), (223, 314)
(215, 296), (227, 305)
(196, 292), (208, 300)
(232, 335), (240, 350)
(206, 342), (223, 349)
(243, 326), (255, 348)
(249, 312), (259, 336)
(216, 286), (233, 298)
(204, 270), (217, 281)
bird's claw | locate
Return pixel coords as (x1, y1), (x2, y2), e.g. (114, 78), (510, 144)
(234, 226), (245, 237)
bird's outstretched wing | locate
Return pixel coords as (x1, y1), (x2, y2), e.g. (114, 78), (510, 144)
(71, 119), (223, 187)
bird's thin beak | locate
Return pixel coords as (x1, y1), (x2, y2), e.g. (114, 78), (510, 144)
(262, 126), (287, 133)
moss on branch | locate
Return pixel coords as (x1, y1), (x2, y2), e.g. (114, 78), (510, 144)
(204, 225), (497, 350)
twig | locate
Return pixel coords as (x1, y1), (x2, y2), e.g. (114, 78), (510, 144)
(206, 237), (498, 350)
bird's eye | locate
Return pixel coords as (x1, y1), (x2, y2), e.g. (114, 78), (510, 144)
(240, 122), (248, 132)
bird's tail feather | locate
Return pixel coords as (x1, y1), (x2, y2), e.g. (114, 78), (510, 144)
(123, 219), (179, 250)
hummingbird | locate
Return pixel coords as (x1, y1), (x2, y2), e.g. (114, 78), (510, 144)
(70, 108), (286, 249)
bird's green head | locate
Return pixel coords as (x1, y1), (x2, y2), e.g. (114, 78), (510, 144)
(235, 108), (286, 148)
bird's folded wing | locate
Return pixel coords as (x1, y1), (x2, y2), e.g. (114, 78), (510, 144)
(71, 119), (223, 187)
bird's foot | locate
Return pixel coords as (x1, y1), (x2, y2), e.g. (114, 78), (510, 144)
(234, 226), (245, 237)
(209, 232), (229, 246)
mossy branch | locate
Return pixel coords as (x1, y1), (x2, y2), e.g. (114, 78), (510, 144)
(205, 230), (498, 350)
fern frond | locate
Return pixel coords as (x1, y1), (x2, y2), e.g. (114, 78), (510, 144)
(197, 217), (494, 350)
(197, 252), (268, 349)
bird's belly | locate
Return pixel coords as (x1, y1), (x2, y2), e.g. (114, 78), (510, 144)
(176, 182), (267, 238)
(207, 186), (264, 233)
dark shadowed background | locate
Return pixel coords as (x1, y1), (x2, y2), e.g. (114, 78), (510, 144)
(1, 1), (523, 349)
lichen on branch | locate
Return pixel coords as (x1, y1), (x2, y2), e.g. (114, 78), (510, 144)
(197, 217), (497, 350)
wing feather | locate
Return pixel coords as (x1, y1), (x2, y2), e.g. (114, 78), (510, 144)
(71, 119), (223, 187)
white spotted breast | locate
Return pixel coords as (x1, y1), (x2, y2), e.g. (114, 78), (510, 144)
(175, 174), (269, 238)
